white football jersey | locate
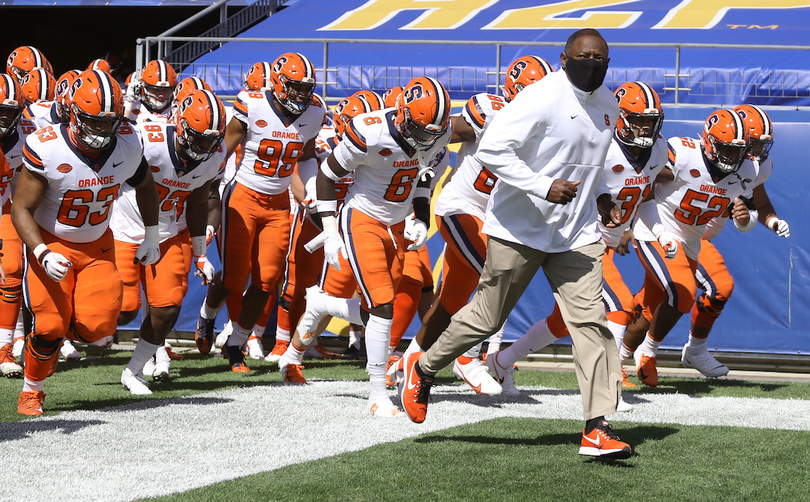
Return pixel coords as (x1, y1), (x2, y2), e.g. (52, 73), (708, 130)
(332, 108), (451, 226)
(0, 121), (29, 206)
(130, 100), (172, 125)
(435, 92), (506, 221)
(599, 136), (668, 248)
(634, 136), (757, 259)
(22, 122), (144, 243)
(112, 122), (225, 243)
(232, 89), (324, 196)
(22, 101), (62, 130)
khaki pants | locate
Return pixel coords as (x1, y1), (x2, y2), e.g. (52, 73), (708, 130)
(421, 237), (620, 419)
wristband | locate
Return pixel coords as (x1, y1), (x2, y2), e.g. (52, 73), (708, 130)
(191, 235), (207, 257)
(765, 215), (779, 231)
(317, 199), (338, 215)
(33, 243), (50, 264)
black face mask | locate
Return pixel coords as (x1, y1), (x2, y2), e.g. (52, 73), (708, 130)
(564, 57), (609, 92)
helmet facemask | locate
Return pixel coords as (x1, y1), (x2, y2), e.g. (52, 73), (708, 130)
(276, 77), (314, 115)
(396, 107), (446, 152)
(617, 110), (663, 148)
(748, 136), (773, 162)
(177, 118), (223, 162)
(0, 103), (23, 136)
(706, 136), (748, 173)
(70, 103), (121, 151)
(141, 83), (174, 112)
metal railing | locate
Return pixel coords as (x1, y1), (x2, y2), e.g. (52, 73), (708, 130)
(135, 36), (810, 108)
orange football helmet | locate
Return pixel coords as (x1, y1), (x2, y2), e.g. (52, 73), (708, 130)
(244, 61), (272, 91)
(395, 76), (451, 151)
(88, 58), (111, 74)
(503, 55), (553, 102)
(0, 73), (24, 136)
(20, 67), (56, 104)
(139, 60), (178, 111)
(382, 86), (403, 108)
(353, 90), (384, 112)
(54, 70), (80, 122)
(173, 76), (212, 106)
(6, 46), (49, 84)
(614, 81), (664, 148)
(68, 70), (124, 152)
(734, 104), (773, 161)
(702, 109), (749, 173)
(270, 52), (316, 114)
(175, 89), (226, 162)
(333, 95), (373, 140)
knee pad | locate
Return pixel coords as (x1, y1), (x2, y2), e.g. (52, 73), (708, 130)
(26, 335), (63, 361)
(278, 294), (292, 312)
(0, 284), (22, 304)
(694, 292), (727, 319)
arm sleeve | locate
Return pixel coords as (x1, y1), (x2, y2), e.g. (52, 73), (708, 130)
(126, 157), (149, 187)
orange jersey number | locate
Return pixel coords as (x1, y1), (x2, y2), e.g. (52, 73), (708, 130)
(254, 139), (303, 178)
(57, 185), (121, 227)
(615, 185), (651, 225)
(155, 184), (192, 221)
(674, 189), (731, 226)
(473, 166), (498, 195)
(144, 124), (165, 143)
(384, 168), (419, 203)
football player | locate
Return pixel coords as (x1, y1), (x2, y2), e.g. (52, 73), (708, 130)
(124, 59), (178, 124)
(22, 70), (79, 129)
(280, 76), (453, 417)
(6, 46), (52, 85)
(485, 81), (671, 402)
(619, 109), (758, 386)
(19, 67), (55, 106)
(12, 69), (161, 415)
(116, 89), (226, 392)
(194, 52), (323, 374)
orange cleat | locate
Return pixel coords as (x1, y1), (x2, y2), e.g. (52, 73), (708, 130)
(281, 362), (307, 384)
(400, 352), (434, 423)
(622, 370), (637, 388)
(636, 354), (659, 387)
(18, 391), (45, 416)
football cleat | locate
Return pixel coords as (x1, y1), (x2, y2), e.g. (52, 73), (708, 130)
(452, 356), (502, 396)
(195, 316), (216, 354)
(0, 343), (22, 378)
(616, 396), (633, 412)
(215, 321), (232, 349)
(143, 358), (156, 378)
(280, 360), (307, 384)
(579, 419), (633, 459)
(400, 352), (434, 423)
(484, 351), (511, 383)
(224, 344), (250, 373)
(12, 337), (24, 359)
(264, 339), (289, 363)
(622, 370), (637, 388)
(304, 342), (341, 360)
(635, 352), (659, 387)
(121, 368), (152, 395)
(368, 398), (404, 418)
(18, 390), (45, 416)
(152, 360), (170, 382)
(386, 353), (402, 388)
(164, 344), (184, 360)
(60, 339), (82, 361)
(246, 335), (264, 360)
(681, 344), (729, 378)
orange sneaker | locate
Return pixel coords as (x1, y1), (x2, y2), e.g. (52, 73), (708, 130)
(281, 362), (307, 384)
(0, 343), (22, 378)
(636, 353), (659, 387)
(400, 352), (434, 424)
(18, 391), (45, 416)
(622, 370), (637, 388)
(264, 339), (289, 363)
(579, 419), (633, 459)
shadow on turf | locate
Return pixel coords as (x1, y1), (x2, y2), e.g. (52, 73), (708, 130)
(0, 418), (106, 441)
(623, 377), (788, 396)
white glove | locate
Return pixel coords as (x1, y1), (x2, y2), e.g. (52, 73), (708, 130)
(321, 215), (347, 270)
(33, 244), (72, 282)
(656, 231), (679, 260)
(194, 255), (216, 285)
(770, 218), (790, 238)
(135, 225), (161, 266)
(124, 69), (141, 104)
(205, 224), (216, 248)
(404, 216), (428, 251)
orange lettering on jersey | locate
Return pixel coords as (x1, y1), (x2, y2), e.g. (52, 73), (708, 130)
(624, 175), (650, 186)
(271, 131), (302, 140)
(162, 178), (191, 189)
(78, 176), (114, 188)
(699, 185), (727, 196)
(392, 159), (420, 168)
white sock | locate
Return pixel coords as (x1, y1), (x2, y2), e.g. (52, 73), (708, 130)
(127, 339), (160, 374)
(276, 327), (291, 343)
(686, 332), (707, 350)
(14, 305), (24, 340)
(639, 332), (661, 357)
(607, 321), (627, 354)
(348, 328), (362, 349)
(498, 318), (558, 368)
(281, 341), (306, 366)
(227, 323), (252, 347)
(461, 342), (482, 359)
(22, 377), (45, 393)
(364, 315), (393, 401)
(311, 292), (364, 325)
(252, 324), (265, 338)
(404, 337), (423, 358)
(619, 343), (634, 363)
(486, 324), (506, 355)
(0, 328), (13, 345)
(155, 345), (170, 364)
(200, 300), (221, 320)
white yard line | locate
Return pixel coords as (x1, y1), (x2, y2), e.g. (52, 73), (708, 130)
(1, 381), (809, 501)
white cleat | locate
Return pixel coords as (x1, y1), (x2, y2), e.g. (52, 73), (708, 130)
(616, 396), (633, 412)
(12, 338), (24, 359)
(121, 368), (152, 395)
(215, 321), (232, 349)
(246, 336), (264, 360)
(452, 357), (502, 396)
(153, 360), (170, 381)
(60, 339), (82, 361)
(368, 398), (404, 418)
(143, 358), (157, 378)
(681, 344), (729, 378)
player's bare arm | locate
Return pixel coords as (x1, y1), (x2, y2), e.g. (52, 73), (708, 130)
(207, 179), (221, 229)
(290, 171), (306, 205)
(186, 179), (213, 238)
(223, 117), (247, 159)
(298, 136), (317, 162)
(752, 184), (788, 236)
(10, 167), (48, 250)
(449, 115), (476, 144)
(132, 163), (160, 227)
